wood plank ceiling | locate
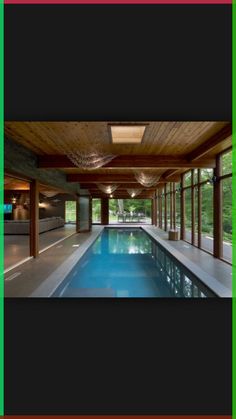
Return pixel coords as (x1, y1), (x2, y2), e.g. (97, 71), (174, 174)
(5, 121), (232, 198)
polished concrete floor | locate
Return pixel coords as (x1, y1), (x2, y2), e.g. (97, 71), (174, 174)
(4, 224), (76, 271)
(4, 225), (232, 298)
(5, 227), (102, 297)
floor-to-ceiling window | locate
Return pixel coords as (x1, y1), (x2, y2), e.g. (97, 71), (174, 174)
(220, 149), (232, 263)
(65, 201), (76, 223)
(175, 183), (181, 231)
(183, 171), (192, 243)
(200, 177), (213, 254)
(161, 187), (165, 229)
(109, 199), (152, 224)
(92, 198), (101, 224)
(181, 168), (213, 253)
(194, 181), (198, 246)
(166, 184), (171, 230)
(155, 152), (232, 264)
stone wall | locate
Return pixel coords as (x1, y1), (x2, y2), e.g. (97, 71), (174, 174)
(5, 137), (80, 195)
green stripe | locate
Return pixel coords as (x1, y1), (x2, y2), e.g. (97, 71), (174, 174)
(0, 0), (3, 414)
(233, 1), (236, 418)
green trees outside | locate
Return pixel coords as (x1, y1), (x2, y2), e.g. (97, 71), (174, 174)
(222, 177), (232, 242)
(183, 150), (232, 243)
(91, 151), (232, 243)
(65, 201), (76, 223)
(92, 198), (101, 223)
(92, 198), (152, 223)
(109, 199), (151, 222)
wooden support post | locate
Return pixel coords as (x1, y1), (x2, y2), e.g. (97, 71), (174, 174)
(173, 183), (176, 230)
(180, 174), (185, 240)
(30, 179), (39, 258)
(170, 184), (173, 229)
(101, 197), (109, 225)
(76, 199), (79, 233)
(164, 185), (167, 231)
(213, 155), (222, 258)
(159, 192), (162, 229)
(198, 170), (201, 248)
(191, 170), (195, 245)
(152, 195), (157, 226)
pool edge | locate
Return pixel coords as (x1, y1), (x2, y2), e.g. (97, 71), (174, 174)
(142, 226), (232, 298)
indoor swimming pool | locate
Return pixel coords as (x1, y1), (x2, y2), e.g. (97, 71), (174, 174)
(53, 228), (216, 298)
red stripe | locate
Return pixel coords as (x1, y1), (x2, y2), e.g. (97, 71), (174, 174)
(3, 0), (233, 4)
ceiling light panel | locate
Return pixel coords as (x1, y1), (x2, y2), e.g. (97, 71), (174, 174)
(110, 125), (146, 144)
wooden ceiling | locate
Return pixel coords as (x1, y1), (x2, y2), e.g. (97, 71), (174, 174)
(4, 175), (30, 191)
(4, 175), (67, 195)
(5, 121), (232, 198)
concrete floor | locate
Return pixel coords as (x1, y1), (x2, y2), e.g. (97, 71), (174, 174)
(4, 224), (232, 298)
(5, 226), (102, 297)
(4, 224), (76, 271)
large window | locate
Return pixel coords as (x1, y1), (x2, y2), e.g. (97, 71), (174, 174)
(194, 187), (198, 246)
(220, 149), (232, 263)
(92, 198), (101, 223)
(184, 187), (192, 243)
(166, 193), (170, 230)
(157, 150), (232, 264)
(175, 183), (181, 229)
(65, 201), (76, 223)
(222, 177), (232, 262)
(201, 183), (213, 254)
(161, 189), (165, 229)
(109, 199), (151, 224)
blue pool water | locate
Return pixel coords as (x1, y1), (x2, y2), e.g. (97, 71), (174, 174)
(54, 228), (215, 298)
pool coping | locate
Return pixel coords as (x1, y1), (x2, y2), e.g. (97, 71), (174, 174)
(142, 226), (232, 298)
(30, 225), (231, 298)
(30, 226), (104, 297)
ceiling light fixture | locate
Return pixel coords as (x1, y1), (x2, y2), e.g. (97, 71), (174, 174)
(97, 184), (119, 194)
(127, 189), (143, 198)
(134, 171), (161, 188)
(42, 191), (59, 198)
(67, 150), (116, 170)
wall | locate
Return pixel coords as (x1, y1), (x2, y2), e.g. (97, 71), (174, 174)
(4, 191), (77, 221)
(39, 193), (76, 220)
(4, 190), (30, 220)
(5, 137), (80, 195)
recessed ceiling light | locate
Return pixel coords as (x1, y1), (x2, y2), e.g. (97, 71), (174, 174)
(109, 124), (147, 144)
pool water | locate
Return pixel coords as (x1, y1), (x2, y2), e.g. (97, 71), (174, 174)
(54, 228), (215, 298)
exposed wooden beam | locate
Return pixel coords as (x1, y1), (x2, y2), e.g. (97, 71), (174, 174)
(38, 154), (216, 169)
(90, 191), (155, 199)
(68, 174), (189, 183)
(90, 191), (155, 197)
(80, 182), (156, 192)
(162, 169), (182, 180)
(187, 123), (232, 161)
(162, 124), (231, 180)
